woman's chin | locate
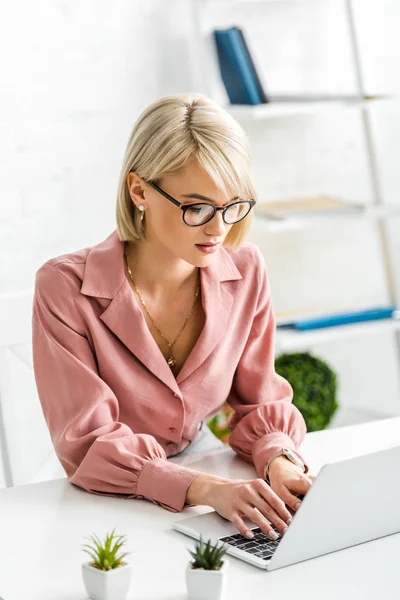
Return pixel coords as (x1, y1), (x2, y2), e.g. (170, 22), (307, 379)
(190, 248), (219, 267)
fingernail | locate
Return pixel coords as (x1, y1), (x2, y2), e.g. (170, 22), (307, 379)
(269, 530), (279, 541)
(245, 531), (254, 539)
(287, 517), (293, 524)
(295, 502), (301, 510)
(283, 527), (288, 534)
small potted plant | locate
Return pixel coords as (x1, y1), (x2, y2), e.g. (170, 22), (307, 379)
(81, 528), (132, 600)
(185, 535), (229, 600)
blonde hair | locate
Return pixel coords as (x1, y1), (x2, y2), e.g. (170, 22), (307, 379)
(116, 93), (257, 249)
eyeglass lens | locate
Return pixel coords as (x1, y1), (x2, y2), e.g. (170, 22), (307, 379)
(184, 201), (251, 226)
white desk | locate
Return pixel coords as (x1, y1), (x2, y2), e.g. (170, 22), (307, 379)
(1, 416), (400, 600)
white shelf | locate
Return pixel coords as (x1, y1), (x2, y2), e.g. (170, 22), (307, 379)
(326, 406), (398, 430)
(276, 317), (400, 351)
(226, 95), (394, 120)
(197, 0), (333, 5)
(250, 205), (400, 233)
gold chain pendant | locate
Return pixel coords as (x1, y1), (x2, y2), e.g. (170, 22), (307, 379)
(167, 343), (176, 368)
(167, 356), (176, 368)
(124, 246), (199, 371)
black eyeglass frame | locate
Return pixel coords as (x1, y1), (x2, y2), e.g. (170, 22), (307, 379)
(143, 179), (256, 227)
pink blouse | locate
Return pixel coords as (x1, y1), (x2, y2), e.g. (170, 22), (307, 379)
(32, 229), (308, 513)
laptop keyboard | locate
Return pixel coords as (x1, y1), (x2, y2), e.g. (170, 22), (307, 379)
(219, 524), (281, 561)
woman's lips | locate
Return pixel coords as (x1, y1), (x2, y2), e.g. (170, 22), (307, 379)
(195, 243), (220, 254)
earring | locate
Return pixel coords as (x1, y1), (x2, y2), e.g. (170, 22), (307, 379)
(138, 205), (145, 222)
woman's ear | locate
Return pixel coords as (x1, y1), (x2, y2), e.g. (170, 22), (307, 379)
(127, 171), (146, 206)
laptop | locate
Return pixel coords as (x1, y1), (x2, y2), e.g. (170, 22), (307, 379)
(173, 445), (400, 570)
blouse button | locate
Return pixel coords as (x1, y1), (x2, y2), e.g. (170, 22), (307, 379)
(169, 427), (177, 433)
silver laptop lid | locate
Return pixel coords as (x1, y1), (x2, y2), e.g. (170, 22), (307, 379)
(268, 444), (400, 570)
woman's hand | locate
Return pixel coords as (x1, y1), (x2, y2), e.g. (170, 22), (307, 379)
(267, 455), (316, 513)
(203, 476), (294, 540)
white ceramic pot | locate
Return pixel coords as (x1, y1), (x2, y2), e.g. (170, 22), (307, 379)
(82, 562), (132, 600)
(185, 558), (229, 600)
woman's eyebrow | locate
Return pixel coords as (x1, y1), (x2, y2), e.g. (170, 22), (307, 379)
(181, 193), (239, 204)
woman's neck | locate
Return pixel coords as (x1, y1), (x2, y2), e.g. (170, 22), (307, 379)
(124, 240), (200, 301)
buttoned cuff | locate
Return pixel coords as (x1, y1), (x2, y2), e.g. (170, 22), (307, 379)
(136, 457), (203, 513)
(252, 432), (309, 481)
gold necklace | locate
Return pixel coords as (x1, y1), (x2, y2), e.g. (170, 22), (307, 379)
(124, 247), (200, 369)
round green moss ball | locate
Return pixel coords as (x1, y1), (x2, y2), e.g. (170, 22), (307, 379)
(275, 352), (339, 432)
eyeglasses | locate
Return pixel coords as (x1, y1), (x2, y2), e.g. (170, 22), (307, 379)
(143, 180), (256, 227)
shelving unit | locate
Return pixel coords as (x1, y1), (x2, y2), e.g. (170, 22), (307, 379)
(225, 94), (394, 120)
(275, 314), (400, 352)
(190, 0), (400, 426)
(250, 205), (400, 233)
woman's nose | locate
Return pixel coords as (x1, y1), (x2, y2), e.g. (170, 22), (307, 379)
(205, 210), (229, 236)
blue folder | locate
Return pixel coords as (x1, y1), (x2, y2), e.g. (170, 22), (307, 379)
(289, 306), (397, 331)
(213, 27), (264, 105)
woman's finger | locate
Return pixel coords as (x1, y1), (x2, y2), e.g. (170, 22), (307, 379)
(275, 477), (312, 511)
(246, 490), (289, 535)
(231, 512), (257, 540)
(288, 475), (312, 495)
(254, 479), (293, 523)
(240, 503), (284, 541)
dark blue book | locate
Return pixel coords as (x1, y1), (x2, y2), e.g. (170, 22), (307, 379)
(213, 27), (264, 105)
(290, 306), (397, 331)
(235, 26), (269, 103)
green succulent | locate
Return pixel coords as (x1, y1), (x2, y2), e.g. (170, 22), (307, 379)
(275, 351), (338, 432)
(82, 528), (131, 571)
(187, 535), (228, 570)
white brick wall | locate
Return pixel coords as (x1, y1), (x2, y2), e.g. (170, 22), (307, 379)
(0, 0), (194, 486)
(0, 0), (399, 486)
(0, 0), (194, 290)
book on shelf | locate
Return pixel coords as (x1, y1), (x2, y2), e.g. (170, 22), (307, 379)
(212, 25), (391, 108)
(213, 26), (268, 105)
(255, 195), (366, 221)
(277, 306), (397, 332)
(235, 27), (269, 103)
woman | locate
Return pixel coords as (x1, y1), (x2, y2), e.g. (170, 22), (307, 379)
(32, 93), (314, 543)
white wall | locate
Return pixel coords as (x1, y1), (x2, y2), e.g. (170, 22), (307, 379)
(1, 0), (399, 486)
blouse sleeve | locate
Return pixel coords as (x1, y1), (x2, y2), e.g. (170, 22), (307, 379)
(225, 246), (309, 480)
(32, 263), (202, 512)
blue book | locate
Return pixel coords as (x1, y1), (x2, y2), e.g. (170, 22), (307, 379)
(213, 27), (264, 105)
(235, 26), (269, 103)
(290, 306), (397, 331)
